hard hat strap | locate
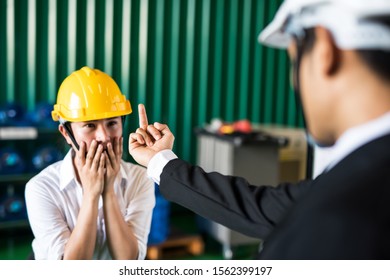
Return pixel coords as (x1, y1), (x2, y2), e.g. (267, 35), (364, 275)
(59, 116), (126, 152)
(61, 121), (80, 151)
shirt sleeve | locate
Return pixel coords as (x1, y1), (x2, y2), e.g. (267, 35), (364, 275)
(147, 149), (178, 184)
(25, 177), (70, 260)
(159, 158), (313, 239)
(122, 165), (156, 260)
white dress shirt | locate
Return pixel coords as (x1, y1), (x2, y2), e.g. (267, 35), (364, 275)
(25, 150), (155, 260)
(147, 150), (178, 184)
(314, 111), (390, 175)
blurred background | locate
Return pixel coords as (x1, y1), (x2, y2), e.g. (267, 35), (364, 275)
(0, 0), (309, 260)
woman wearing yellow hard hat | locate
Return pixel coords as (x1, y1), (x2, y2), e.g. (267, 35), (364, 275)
(25, 66), (155, 260)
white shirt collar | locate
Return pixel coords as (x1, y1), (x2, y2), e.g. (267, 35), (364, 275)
(59, 149), (77, 191)
(324, 111), (390, 172)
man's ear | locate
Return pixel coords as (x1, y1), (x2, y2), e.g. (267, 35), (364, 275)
(314, 26), (340, 76)
(58, 124), (73, 146)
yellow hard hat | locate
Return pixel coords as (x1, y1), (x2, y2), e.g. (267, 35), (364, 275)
(52, 66), (132, 122)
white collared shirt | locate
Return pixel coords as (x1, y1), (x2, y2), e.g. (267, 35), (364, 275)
(25, 150), (155, 260)
(147, 150), (178, 185)
(314, 111), (390, 176)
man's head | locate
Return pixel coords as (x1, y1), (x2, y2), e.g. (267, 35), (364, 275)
(259, 0), (390, 146)
(52, 66), (132, 151)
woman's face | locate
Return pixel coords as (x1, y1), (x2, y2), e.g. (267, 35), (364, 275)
(64, 117), (123, 152)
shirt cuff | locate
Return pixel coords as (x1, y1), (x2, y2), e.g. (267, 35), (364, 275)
(147, 150), (178, 185)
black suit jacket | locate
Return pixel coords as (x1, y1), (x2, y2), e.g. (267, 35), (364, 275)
(159, 134), (390, 259)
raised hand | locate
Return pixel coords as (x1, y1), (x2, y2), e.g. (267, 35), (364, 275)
(129, 104), (175, 167)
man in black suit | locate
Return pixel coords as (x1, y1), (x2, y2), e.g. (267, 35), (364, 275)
(129, 0), (390, 259)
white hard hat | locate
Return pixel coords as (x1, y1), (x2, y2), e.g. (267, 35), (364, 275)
(258, 0), (390, 51)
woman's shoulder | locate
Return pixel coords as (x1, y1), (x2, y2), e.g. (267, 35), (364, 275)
(120, 160), (154, 188)
(25, 161), (63, 193)
(120, 160), (147, 174)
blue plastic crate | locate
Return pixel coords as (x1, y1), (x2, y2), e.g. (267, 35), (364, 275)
(148, 183), (170, 245)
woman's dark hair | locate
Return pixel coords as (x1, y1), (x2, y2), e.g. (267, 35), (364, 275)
(302, 19), (390, 82)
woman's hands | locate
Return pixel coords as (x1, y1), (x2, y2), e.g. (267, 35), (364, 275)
(74, 102), (173, 193)
(129, 104), (175, 167)
(103, 137), (123, 195)
(75, 140), (106, 198)
(75, 137), (122, 197)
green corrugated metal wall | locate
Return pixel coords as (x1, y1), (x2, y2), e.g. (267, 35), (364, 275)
(0, 0), (303, 163)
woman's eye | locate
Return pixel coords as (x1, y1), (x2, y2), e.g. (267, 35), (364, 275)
(85, 123), (95, 128)
(108, 121), (118, 127)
